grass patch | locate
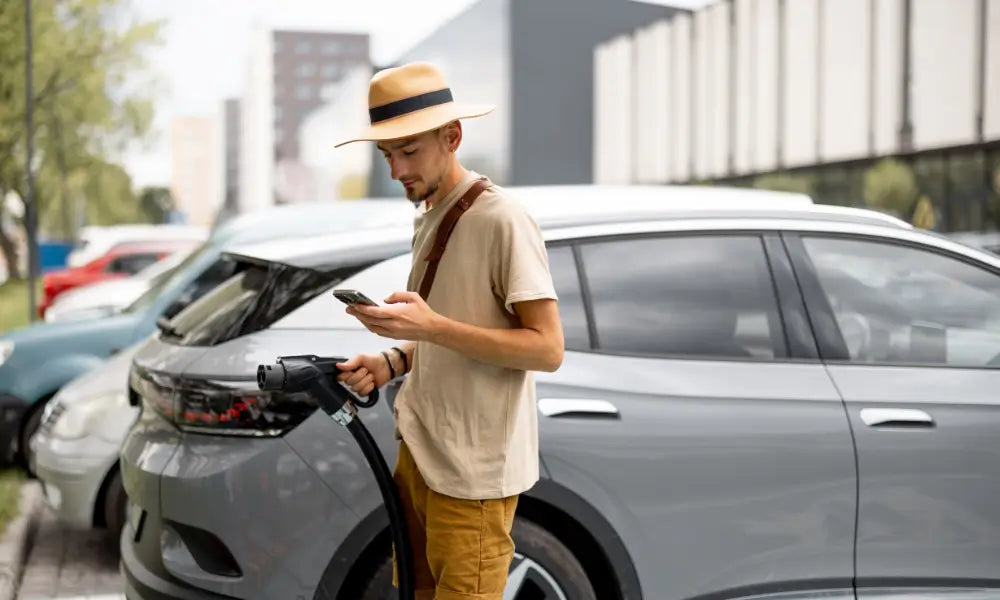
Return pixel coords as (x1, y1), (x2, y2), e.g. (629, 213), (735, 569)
(0, 469), (25, 536)
(0, 279), (41, 335)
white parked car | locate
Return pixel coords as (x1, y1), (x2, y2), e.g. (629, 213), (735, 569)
(44, 248), (196, 323)
(67, 224), (207, 268)
(30, 342), (141, 536)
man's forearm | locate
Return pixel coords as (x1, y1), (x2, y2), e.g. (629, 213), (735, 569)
(427, 318), (561, 372)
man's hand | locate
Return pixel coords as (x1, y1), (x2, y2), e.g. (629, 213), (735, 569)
(346, 291), (442, 341)
(336, 354), (391, 397)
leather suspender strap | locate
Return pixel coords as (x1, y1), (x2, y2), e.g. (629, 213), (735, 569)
(417, 178), (489, 301)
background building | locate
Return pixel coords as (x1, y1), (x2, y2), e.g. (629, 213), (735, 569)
(594, 0), (1000, 232)
(223, 99), (241, 215)
(240, 28), (370, 212)
(170, 116), (219, 226)
(299, 63), (375, 202)
(368, 0), (674, 195)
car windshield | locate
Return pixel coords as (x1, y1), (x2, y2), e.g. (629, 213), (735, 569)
(133, 247), (197, 281)
(122, 243), (213, 314)
(161, 262), (352, 347)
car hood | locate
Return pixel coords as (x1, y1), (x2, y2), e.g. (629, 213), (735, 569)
(43, 267), (84, 285)
(0, 313), (142, 396)
(52, 340), (145, 408)
(1, 312), (139, 345)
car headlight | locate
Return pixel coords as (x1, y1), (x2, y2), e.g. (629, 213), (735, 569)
(51, 392), (128, 440)
(0, 340), (13, 368)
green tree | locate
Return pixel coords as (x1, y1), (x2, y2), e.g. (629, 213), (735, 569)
(137, 186), (173, 224)
(0, 0), (163, 278)
(863, 158), (920, 218)
(752, 172), (816, 197)
(911, 195), (936, 230)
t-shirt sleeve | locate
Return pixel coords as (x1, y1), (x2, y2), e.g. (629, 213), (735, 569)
(491, 202), (558, 315)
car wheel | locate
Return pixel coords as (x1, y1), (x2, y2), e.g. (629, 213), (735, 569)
(18, 401), (47, 478)
(360, 518), (597, 600)
(103, 469), (127, 545)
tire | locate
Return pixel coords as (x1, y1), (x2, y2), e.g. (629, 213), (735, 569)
(103, 469), (127, 549)
(18, 400), (47, 478)
(360, 517), (597, 600)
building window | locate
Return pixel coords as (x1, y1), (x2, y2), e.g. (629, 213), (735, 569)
(322, 41), (340, 56)
(274, 128), (283, 143)
(274, 107), (283, 121)
(321, 64), (340, 79)
(296, 84), (312, 100)
(295, 40), (311, 54)
(273, 39), (283, 53)
(298, 62), (316, 77)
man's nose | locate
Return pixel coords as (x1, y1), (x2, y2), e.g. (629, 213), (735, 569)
(389, 159), (405, 181)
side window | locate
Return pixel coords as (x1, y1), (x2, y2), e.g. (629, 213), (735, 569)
(106, 253), (159, 275)
(580, 235), (786, 359)
(546, 245), (589, 351)
(802, 237), (1000, 367)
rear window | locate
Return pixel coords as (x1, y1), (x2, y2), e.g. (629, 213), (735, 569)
(161, 262), (355, 347)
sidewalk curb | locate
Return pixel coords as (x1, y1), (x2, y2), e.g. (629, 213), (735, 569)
(0, 481), (44, 600)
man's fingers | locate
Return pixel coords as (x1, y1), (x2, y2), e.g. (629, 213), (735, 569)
(384, 291), (412, 304)
(344, 367), (369, 387)
(336, 356), (362, 371)
(352, 303), (389, 318)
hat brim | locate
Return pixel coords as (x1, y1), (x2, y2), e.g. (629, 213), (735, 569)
(334, 102), (495, 148)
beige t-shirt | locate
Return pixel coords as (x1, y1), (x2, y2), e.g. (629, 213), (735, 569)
(393, 171), (557, 500)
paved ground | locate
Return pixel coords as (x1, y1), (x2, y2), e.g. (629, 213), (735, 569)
(16, 505), (124, 600)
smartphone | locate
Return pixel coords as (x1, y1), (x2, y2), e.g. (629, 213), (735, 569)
(332, 289), (379, 307)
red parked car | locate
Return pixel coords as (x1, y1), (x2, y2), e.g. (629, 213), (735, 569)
(39, 239), (200, 317)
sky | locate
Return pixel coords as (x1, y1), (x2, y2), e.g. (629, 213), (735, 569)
(123, 0), (711, 188)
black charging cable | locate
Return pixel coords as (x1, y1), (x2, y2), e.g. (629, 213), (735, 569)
(257, 355), (413, 600)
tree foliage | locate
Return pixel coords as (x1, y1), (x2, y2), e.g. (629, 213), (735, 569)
(863, 158), (920, 218)
(752, 172), (816, 197)
(0, 0), (163, 278)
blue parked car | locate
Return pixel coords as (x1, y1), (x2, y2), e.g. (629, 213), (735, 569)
(0, 200), (412, 471)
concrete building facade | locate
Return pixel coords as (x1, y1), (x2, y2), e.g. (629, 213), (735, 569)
(240, 29), (370, 213)
(594, 0), (1000, 232)
(170, 116), (219, 226)
(368, 0), (675, 196)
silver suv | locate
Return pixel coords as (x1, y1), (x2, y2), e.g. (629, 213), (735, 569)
(120, 187), (1000, 600)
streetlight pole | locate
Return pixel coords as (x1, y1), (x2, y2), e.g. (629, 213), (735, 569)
(24, 0), (39, 322)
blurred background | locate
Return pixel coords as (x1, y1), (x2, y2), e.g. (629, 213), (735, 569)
(1, 0), (999, 331)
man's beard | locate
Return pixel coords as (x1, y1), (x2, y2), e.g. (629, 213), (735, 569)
(405, 179), (440, 205)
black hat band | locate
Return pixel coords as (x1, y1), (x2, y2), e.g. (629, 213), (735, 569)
(369, 88), (454, 124)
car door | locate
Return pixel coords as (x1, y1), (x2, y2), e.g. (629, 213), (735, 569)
(786, 232), (1000, 599)
(536, 231), (858, 600)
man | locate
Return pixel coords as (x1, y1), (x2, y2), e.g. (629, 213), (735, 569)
(334, 62), (564, 600)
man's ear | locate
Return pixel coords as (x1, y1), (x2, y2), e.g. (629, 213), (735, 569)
(442, 121), (462, 153)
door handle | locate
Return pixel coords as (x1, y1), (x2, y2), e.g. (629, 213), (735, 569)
(538, 398), (619, 419)
(860, 408), (935, 428)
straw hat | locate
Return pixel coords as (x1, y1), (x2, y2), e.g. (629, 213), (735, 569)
(334, 62), (495, 148)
